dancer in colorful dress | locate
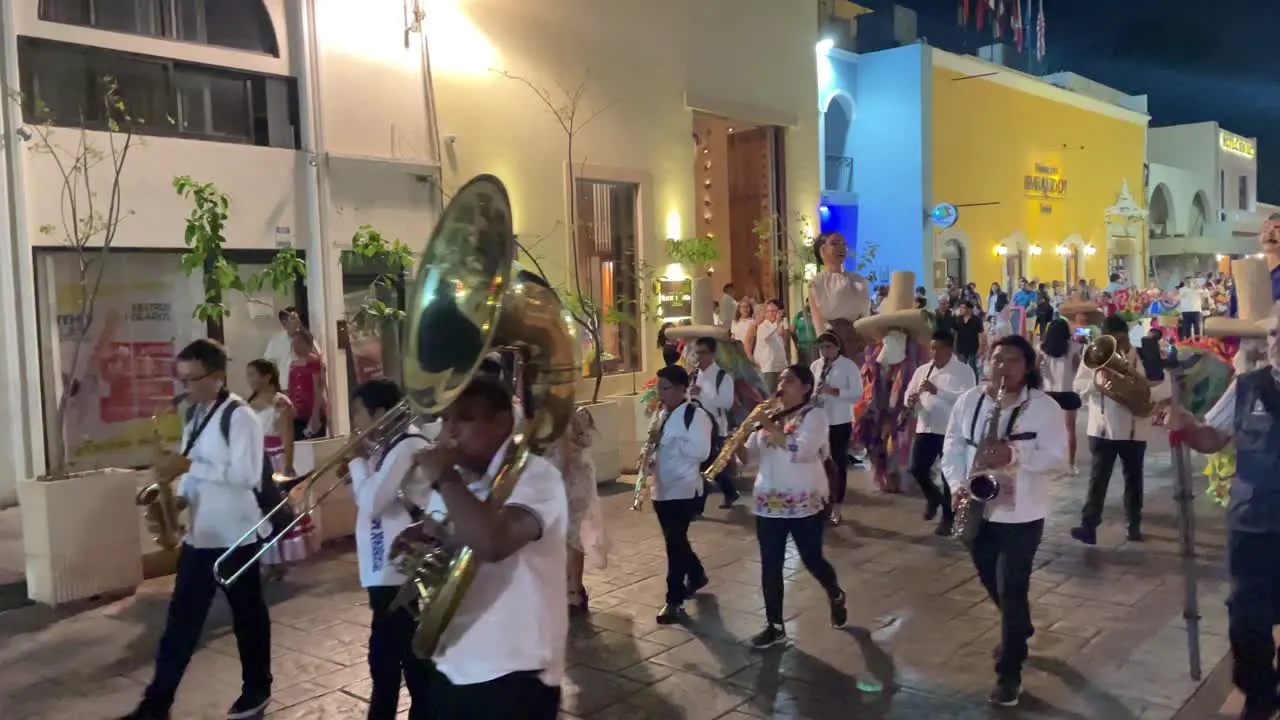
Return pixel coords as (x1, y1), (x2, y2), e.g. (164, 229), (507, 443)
(245, 360), (307, 579)
(852, 271), (933, 493)
(545, 407), (607, 614)
(808, 232), (871, 362)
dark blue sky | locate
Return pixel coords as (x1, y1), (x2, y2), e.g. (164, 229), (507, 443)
(901, 0), (1280, 201)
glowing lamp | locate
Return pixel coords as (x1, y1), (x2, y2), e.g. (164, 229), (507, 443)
(1029, 244), (1043, 256)
(665, 210), (681, 240)
(816, 38), (835, 53)
(1055, 244), (1070, 256)
(993, 243), (1009, 257)
(1084, 245), (1097, 256)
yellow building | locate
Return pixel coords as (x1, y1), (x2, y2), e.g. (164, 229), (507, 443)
(931, 52), (1149, 292)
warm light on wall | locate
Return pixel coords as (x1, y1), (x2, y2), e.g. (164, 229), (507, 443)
(1216, 254), (1226, 261)
(664, 263), (687, 281)
(1055, 244), (1071, 256)
(665, 209), (681, 240)
(424, 0), (500, 76)
(1028, 244), (1043, 256)
(1084, 245), (1097, 256)
(993, 243), (1009, 256)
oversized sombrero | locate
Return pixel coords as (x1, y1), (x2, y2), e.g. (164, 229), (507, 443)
(852, 271), (932, 342)
(664, 324), (730, 342)
(1204, 257), (1271, 339)
(1059, 296), (1105, 327)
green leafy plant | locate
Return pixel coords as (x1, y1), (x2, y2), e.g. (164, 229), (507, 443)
(173, 176), (306, 322)
(19, 78), (139, 479)
(664, 236), (718, 275)
(340, 224), (416, 326)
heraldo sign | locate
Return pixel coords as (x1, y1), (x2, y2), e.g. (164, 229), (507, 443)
(1023, 163), (1067, 200)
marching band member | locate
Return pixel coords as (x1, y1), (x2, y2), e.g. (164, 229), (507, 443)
(650, 365), (713, 623)
(905, 329), (976, 536)
(690, 336), (740, 508)
(346, 379), (434, 720)
(940, 335), (1068, 707)
(809, 331), (862, 526)
(1069, 314), (1171, 545)
(745, 364), (847, 649)
(405, 375), (567, 719)
(123, 340), (271, 720)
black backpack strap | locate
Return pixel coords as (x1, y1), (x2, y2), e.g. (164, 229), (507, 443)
(716, 369), (728, 391)
(220, 399), (245, 442)
(376, 432), (428, 471)
(683, 403), (697, 429)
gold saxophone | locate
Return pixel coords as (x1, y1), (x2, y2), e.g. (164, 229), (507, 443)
(631, 410), (664, 511)
(136, 415), (187, 550)
(701, 397), (784, 481)
(952, 377), (1013, 545)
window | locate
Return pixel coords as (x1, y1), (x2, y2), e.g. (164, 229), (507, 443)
(574, 179), (641, 375)
(1239, 175), (1250, 211)
(18, 37), (299, 149)
(1220, 170), (1226, 210)
(39, 0), (279, 56)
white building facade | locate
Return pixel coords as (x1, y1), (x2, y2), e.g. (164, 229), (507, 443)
(1147, 122), (1277, 284)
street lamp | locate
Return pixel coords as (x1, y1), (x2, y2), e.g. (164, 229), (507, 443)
(994, 243), (1009, 256)
(1029, 244), (1043, 256)
(1084, 245), (1097, 256)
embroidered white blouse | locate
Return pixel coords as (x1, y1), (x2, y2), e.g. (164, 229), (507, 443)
(745, 405), (829, 519)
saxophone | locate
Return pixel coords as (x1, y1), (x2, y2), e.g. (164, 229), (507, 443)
(701, 396), (785, 482)
(136, 415), (187, 550)
(631, 410), (664, 511)
(952, 377), (1013, 546)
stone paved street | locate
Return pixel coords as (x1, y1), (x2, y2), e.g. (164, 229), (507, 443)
(0, 434), (1247, 719)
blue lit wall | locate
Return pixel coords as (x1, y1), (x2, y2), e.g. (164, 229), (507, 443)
(818, 202), (859, 270)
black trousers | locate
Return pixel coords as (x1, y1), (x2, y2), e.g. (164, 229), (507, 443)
(757, 513), (841, 625)
(1180, 311), (1202, 340)
(367, 586), (432, 720)
(427, 667), (560, 720)
(143, 544), (272, 708)
(1227, 530), (1280, 711)
(909, 432), (950, 519)
(712, 466), (739, 503)
(828, 423), (852, 503)
(1082, 436), (1146, 529)
(971, 519), (1044, 683)
(653, 497), (706, 605)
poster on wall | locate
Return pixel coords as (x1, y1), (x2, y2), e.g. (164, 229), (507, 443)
(40, 252), (203, 472)
(343, 289), (387, 385)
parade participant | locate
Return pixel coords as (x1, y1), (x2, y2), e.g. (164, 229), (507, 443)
(745, 364), (847, 649)
(346, 379), (433, 720)
(905, 329), (976, 535)
(1069, 314), (1171, 545)
(852, 271), (933, 493)
(941, 335), (1069, 707)
(648, 364), (712, 623)
(545, 406), (606, 614)
(810, 331), (862, 525)
(808, 231), (871, 361)
(1173, 281), (1277, 720)
(1038, 318), (1084, 474)
(122, 340), (272, 720)
(406, 375), (567, 719)
(691, 336), (741, 508)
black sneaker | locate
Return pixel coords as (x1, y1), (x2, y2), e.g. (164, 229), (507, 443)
(685, 575), (709, 598)
(749, 624), (788, 649)
(656, 603), (687, 625)
(118, 703), (170, 720)
(988, 679), (1021, 706)
(719, 492), (740, 510)
(1127, 525), (1144, 542)
(1239, 704), (1277, 720)
(935, 518), (954, 537)
(829, 591), (848, 628)
(227, 692), (270, 720)
(924, 497), (940, 521)
(1070, 526), (1097, 546)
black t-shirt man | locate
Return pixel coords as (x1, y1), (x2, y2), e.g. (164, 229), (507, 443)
(953, 313), (984, 357)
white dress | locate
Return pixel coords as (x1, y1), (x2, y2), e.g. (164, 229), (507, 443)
(810, 271), (870, 326)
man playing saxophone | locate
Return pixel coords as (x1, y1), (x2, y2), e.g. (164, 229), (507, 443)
(1068, 314), (1172, 545)
(649, 365), (713, 624)
(399, 375), (568, 719)
(940, 336), (1068, 707)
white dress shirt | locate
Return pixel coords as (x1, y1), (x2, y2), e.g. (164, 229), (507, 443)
(746, 406), (829, 518)
(1072, 347), (1172, 442)
(731, 318), (753, 346)
(719, 293), (736, 328)
(941, 385), (1069, 524)
(177, 393), (267, 549)
(652, 402), (713, 501)
(264, 330), (293, 390)
(754, 320), (788, 373)
(692, 362), (735, 434)
(1040, 345), (1081, 394)
(347, 424), (432, 588)
(1178, 286), (1205, 313)
(809, 354), (862, 426)
(906, 358), (977, 435)
(426, 441), (569, 687)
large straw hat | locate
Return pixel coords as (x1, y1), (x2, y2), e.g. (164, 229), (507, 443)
(852, 271), (933, 341)
(1204, 257), (1272, 339)
(1059, 295), (1105, 327)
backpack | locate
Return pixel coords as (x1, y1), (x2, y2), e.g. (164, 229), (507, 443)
(186, 398), (294, 541)
(682, 401), (725, 474)
(710, 369), (748, 429)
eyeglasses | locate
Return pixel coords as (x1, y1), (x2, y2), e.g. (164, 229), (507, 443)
(177, 372), (211, 385)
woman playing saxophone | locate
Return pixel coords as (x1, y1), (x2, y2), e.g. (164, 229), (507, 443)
(939, 335), (1068, 707)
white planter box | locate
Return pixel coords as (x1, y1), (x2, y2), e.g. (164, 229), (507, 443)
(580, 400), (622, 483)
(606, 392), (650, 473)
(293, 437), (355, 544)
(19, 469), (144, 605)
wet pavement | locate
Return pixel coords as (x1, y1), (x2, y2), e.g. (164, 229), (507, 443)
(0, 432), (1247, 719)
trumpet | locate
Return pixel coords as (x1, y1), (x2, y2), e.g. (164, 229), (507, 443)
(137, 415), (186, 551)
(631, 410), (664, 511)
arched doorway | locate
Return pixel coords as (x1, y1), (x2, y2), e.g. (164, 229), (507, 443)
(1189, 191), (1209, 237)
(1149, 183), (1175, 239)
(822, 93), (854, 193)
(942, 238), (966, 285)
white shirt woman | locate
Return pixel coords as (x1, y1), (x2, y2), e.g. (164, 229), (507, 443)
(747, 405), (829, 518)
(809, 353), (861, 427)
(753, 320), (789, 374)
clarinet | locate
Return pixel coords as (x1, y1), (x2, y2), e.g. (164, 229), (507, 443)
(815, 357), (835, 407)
(906, 363), (935, 412)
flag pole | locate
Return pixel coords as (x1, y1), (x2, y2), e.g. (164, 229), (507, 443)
(1167, 360), (1204, 681)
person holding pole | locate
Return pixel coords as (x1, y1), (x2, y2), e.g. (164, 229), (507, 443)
(1172, 259), (1278, 720)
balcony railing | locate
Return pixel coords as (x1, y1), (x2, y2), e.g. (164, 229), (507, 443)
(824, 154), (855, 193)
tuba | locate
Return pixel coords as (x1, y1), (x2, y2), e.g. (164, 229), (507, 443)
(1083, 334), (1154, 417)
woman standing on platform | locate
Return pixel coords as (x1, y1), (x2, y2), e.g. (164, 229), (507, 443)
(808, 232), (871, 363)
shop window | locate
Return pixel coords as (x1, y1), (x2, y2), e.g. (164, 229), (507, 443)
(39, 0), (280, 56)
(574, 179), (641, 375)
(34, 248), (309, 472)
(1239, 175), (1250, 211)
(18, 37), (299, 149)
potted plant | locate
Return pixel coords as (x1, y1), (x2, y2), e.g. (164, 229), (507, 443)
(15, 79), (150, 605)
(665, 235), (719, 324)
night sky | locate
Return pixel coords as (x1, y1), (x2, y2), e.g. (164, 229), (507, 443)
(901, 0), (1280, 202)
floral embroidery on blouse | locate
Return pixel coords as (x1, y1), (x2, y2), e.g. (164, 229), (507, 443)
(755, 489), (826, 518)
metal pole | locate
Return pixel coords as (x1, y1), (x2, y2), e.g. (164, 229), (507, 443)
(1167, 367), (1203, 680)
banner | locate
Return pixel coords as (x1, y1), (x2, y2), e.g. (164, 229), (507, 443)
(42, 252), (202, 471)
